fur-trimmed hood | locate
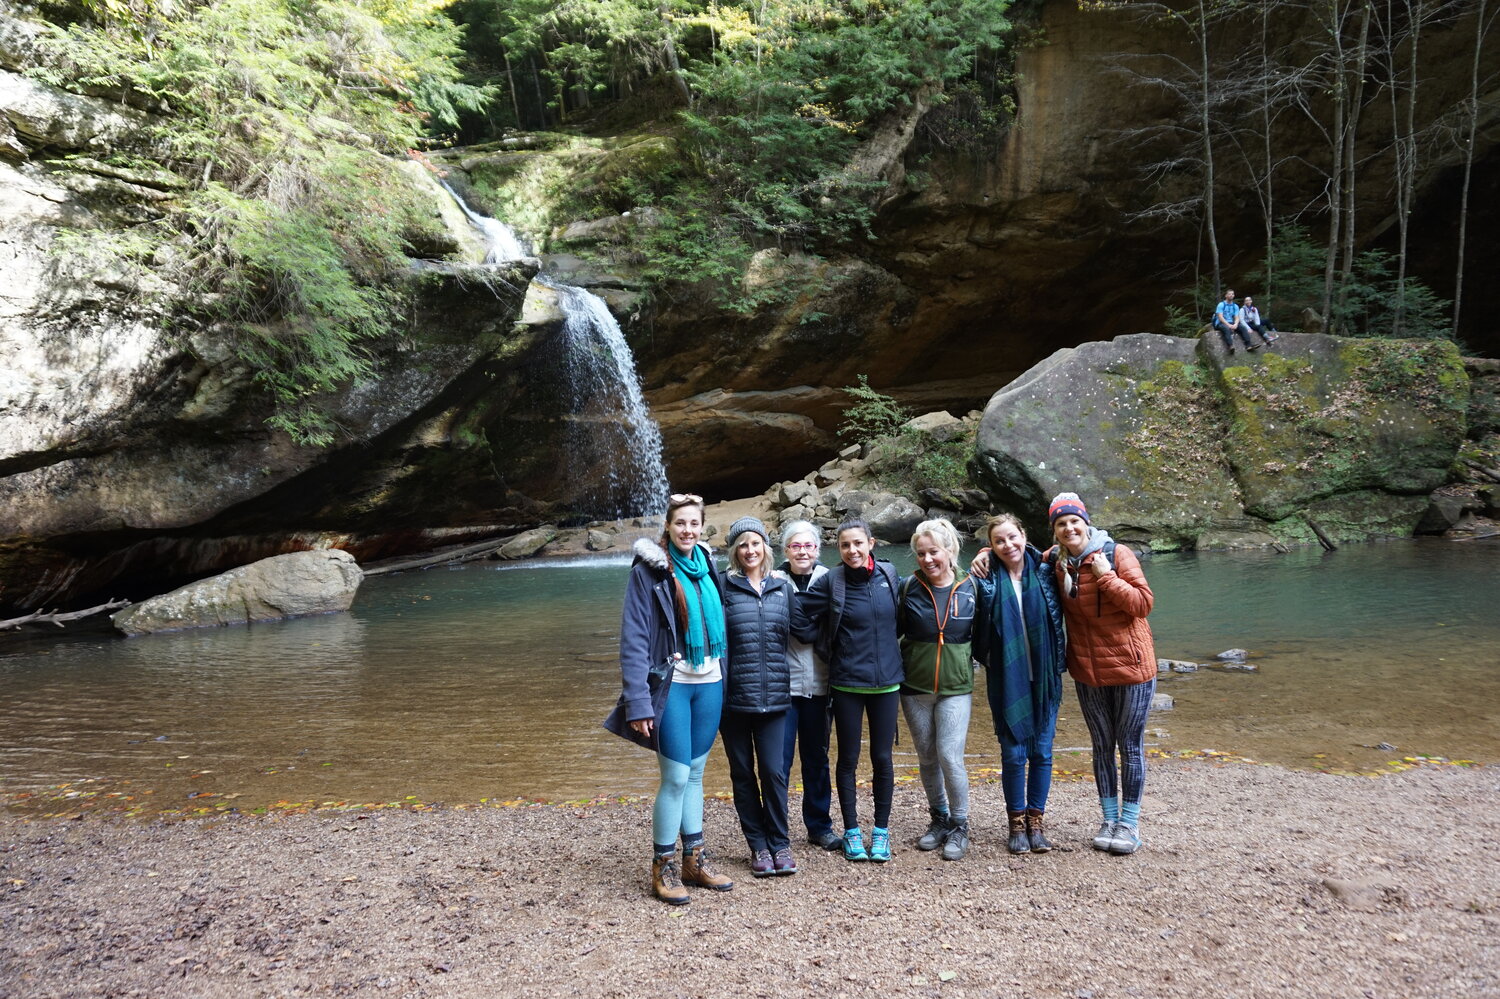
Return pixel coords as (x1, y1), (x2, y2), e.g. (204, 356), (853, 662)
(632, 536), (715, 571)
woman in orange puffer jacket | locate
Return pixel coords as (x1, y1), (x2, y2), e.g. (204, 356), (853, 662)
(1045, 492), (1157, 857)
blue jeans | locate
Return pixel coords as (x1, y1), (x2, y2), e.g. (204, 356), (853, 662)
(994, 695), (1060, 813)
(652, 678), (723, 850)
(780, 694), (834, 838)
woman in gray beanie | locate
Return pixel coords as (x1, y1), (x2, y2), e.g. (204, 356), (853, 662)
(720, 516), (797, 876)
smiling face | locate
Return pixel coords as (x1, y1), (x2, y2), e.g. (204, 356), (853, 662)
(1052, 514), (1090, 556)
(734, 533), (767, 576)
(837, 527), (873, 570)
(989, 520), (1028, 572)
(784, 531), (819, 574)
(913, 534), (955, 585)
(666, 503), (704, 554)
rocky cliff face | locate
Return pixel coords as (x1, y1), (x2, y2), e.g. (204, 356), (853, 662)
(0, 21), (558, 614)
(462, 0), (1498, 498)
(3, 1), (1496, 613)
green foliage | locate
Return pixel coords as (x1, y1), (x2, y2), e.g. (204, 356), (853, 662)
(457, 1), (1017, 310)
(1244, 223), (1454, 340)
(838, 375), (912, 445)
(39, 0), (490, 445)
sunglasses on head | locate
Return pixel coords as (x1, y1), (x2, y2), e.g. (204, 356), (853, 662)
(668, 493), (703, 505)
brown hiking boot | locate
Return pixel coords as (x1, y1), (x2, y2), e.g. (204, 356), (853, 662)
(1026, 808), (1054, 854)
(1007, 810), (1029, 854)
(651, 853), (689, 906)
(681, 844), (734, 891)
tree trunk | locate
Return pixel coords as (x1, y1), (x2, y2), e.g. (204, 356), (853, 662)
(1454, 0), (1489, 335)
(1198, 0), (1221, 297)
(1336, 2), (1372, 321)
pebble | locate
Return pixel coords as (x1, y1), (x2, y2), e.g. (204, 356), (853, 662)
(1150, 693), (1174, 711)
(1216, 648), (1250, 661)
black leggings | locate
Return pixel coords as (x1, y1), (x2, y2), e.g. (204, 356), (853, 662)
(831, 688), (899, 830)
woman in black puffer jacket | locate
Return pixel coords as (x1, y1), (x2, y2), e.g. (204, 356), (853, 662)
(720, 516), (796, 878)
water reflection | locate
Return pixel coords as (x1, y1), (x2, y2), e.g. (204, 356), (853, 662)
(1, 539), (1495, 816)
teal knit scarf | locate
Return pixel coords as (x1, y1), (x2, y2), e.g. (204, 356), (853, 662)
(668, 544), (726, 669)
(991, 548), (1059, 744)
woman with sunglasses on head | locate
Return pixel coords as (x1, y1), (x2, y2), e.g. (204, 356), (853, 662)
(607, 492), (735, 904)
(969, 513), (1068, 855)
(1046, 492), (1157, 856)
(791, 518), (904, 863)
(719, 517), (797, 878)
(776, 520), (839, 853)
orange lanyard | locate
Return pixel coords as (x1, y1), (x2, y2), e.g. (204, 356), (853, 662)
(915, 576), (960, 693)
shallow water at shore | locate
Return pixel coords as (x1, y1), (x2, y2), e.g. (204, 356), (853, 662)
(1, 539), (1495, 816)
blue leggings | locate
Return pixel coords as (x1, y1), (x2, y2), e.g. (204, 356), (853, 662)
(1074, 678), (1154, 804)
(653, 678), (723, 851)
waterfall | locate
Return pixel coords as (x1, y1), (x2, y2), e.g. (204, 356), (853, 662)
(440, 180), (530, 263)
(435, 180), (668, 518)
(555, 284), (669, 519)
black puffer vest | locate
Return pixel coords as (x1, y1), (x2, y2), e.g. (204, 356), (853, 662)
(722, 571), (793, 714)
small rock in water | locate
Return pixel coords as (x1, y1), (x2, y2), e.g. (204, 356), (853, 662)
(1170, 661), (1199, 673)
(1377, 741), (1397, 751)
(1150, 693), (1174, 712)
(1221, 661), (1259, 672)
(1216, 648), (1250, 661)
(1158, 658), (1199, 672)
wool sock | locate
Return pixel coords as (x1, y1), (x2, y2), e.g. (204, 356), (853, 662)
(681, 831), (704, 852)
(1100, 796), (1119, 823)
(654, 843), (676, 859)
(1120, 800), (1141, 827)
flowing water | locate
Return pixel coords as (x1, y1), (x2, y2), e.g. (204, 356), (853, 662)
(553, 284), (669, 518)
(2, 539), (1496, 818)
(438, 182), (668, 518)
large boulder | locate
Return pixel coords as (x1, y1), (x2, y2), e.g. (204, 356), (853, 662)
(972, 332), (1469, 549)
(111, 549), (363, 635)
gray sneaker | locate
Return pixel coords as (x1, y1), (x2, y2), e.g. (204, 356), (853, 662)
(1108, 822), (1142, 855)
(916, 809), (952, 851)
(941, 820), (971, 861)
(1092, 821), (1115, 851)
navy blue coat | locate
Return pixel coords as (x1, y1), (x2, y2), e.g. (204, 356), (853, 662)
(722, 571), (793, 714)
(604, 538), (725, 748)
(790, 559), (903, 690)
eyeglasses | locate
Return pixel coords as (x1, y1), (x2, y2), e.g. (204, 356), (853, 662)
(787, 543), (818, 552)
(668, 493), (703, 504)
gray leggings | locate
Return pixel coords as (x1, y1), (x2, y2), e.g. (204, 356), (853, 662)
(900, 692), (972, 822)
(1074, 679), (1154, 804)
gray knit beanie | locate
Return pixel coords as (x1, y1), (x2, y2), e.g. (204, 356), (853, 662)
(726, 516), (770, 548)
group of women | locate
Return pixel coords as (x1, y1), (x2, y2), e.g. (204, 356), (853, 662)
(605, 490), (1158, 905)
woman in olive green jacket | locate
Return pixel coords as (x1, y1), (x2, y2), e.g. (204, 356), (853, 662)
(898, 518), (980, 861)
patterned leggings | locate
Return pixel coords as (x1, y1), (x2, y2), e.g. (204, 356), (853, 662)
(1074, 678), (1155, 804)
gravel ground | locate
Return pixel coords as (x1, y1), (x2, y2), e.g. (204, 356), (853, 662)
(2, 759), (1496, 999)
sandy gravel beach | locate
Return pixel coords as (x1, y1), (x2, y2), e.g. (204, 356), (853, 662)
(2, 758), (1496, 999)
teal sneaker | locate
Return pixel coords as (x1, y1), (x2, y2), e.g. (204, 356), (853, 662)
(869, 826), (892, 862)
(841, 828), (869, 862)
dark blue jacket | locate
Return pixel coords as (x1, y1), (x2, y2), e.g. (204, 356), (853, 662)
(790, 559), (903, 689)
(609, 538), (725, 731)
(722, 571), (792, 713)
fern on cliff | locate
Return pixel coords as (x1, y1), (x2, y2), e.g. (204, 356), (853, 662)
(36, 0), (492, 445)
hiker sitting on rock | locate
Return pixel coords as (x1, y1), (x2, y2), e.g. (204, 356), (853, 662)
(1213, 289), (1259, 355)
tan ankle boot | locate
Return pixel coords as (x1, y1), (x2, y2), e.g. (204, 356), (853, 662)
(681, 844), (734, 891)
(652, 853), (689, 905)
(1025, 808), (1053, 854)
